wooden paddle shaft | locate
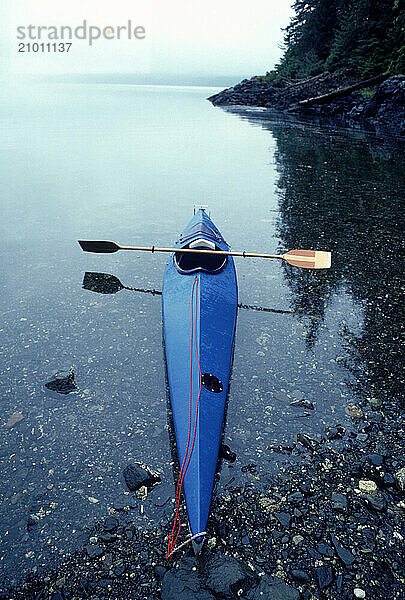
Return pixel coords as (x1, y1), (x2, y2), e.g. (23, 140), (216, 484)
(119, 245), (283, 259)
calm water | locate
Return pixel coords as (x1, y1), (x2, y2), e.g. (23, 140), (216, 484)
(0, 83), (403, 585)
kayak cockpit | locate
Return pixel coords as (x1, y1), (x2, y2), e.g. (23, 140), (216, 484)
(175, 238), (227, 274)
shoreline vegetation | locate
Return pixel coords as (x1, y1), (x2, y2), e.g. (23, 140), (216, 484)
(209, 0), (404, 135)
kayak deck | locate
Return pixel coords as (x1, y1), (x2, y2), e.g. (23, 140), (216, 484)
(162, 210), (238, 545)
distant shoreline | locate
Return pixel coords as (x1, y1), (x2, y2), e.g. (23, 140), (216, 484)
(208, 72), (405, 137)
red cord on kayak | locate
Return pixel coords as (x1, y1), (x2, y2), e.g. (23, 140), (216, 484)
(166, 275), (202, 559)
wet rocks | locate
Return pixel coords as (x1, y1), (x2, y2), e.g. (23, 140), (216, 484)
(86, 544), (103, 558)
(331, 492), (348, 511)
(27, 514), (39, 532)
(364, 453), (384, 466)
(122, 462), (160, 491)
(314, 565), (334, 590)
(274, 511), (291, 529)
(290, 568), (310, 584)
(361, 491), (387, 512)
(393, 467), (405, 491)
(4, 412), (24, 428)
(161, 567), (215, 600)
(45, 367), (77, 394)
(208, 73), (405, 135)
(103, 516), (119, 532)
(290, 399), (314, 410)
(317, 542), (334, 557)
(330, 533), (355, 567)
(200, 552), (254, 598)
(358, 480), (378, 493)
(245, 575), (300, 600)
(220, 444), (237, 463)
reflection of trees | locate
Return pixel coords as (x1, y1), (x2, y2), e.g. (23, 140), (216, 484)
(239, 111), (404, 402)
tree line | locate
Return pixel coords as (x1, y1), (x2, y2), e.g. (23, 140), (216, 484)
(274, 0), (404, 79)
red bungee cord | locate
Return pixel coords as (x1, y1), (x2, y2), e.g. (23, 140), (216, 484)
(166, 275), (202, 559)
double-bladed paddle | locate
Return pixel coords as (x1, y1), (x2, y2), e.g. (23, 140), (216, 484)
(78, 241), (331, 269)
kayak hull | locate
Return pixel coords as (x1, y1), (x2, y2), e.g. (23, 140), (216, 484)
(162, 210), (238, 540)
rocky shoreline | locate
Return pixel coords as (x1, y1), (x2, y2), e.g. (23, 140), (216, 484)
(2, 394), (403, 600)
(208, 73), (405, 136)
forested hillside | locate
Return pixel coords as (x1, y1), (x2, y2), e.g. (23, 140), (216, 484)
(275, 0), (404, 79)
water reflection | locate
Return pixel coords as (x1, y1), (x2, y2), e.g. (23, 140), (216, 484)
(231, 110), (404, 403)
(83, 272), (294, 315)
(83, 272), (162, 296)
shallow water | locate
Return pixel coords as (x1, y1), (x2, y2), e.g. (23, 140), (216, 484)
(0, 83), (403, 585)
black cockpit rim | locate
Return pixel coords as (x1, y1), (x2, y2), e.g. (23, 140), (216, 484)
(174, 242), (228, 274)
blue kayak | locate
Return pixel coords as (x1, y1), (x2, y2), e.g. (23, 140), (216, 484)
(162, 209), (238, 553)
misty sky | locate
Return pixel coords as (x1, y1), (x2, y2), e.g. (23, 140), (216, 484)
(3, 0), (293, 79)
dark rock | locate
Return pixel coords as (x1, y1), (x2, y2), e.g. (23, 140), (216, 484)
(326, 426), (345, 440)
(201, 552), (254, 598)
(245, 576), (300, 600)
(123, 463), (160, 491)
(330, 534), (355, 567)
(154, 565), (167, 582)
(86, 544), (103, 558)
(361, 491), (387, 512)
(97, 578), (114, 588)
(274, 511), (291, 529)
(317, 542), (334, 558)
(299, 482), (311, 495)
(365, 454), (384, 466)
(331, 492), (348, 511)
(336, 574), (343, 594)
(125, 524), (137, 540)
(220, 444), (236, 463)
(27, 514), (39, 531)
(393, 467), (405, 491)
(382, 473), (395, 487)
(51, 593), (64, 600)
(161, 567), (215, 600)
(45, 367), (77, 394)
(287, 492), (304, 504)
(272, 530), (284, 540)
(308, 547), (322, 560)
(103, 516), (119, 532)
(297, 433), (320, 451)
(290, 399), (314, 410)
(99, 532), (116, 543)
(314, 565), (333, 590)
(290, 569), (311, 583)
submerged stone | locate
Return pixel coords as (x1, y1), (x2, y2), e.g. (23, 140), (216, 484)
(123, 463), (160, 491)
(45, 367), (77, 394)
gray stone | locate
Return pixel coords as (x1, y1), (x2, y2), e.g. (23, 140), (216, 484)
(317, 542), (334, 558)
(361, 492), (387, 512)
(290, 569), (311, 583)
(330, 534), (355, 567)
(394, 467), (405, 491)
(86, 544), (103, 558)
(103, 516), (119, 532)
(274, 511), (291, 529)
(331, 492), (348, 511)
(314, 565), (333, 590)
